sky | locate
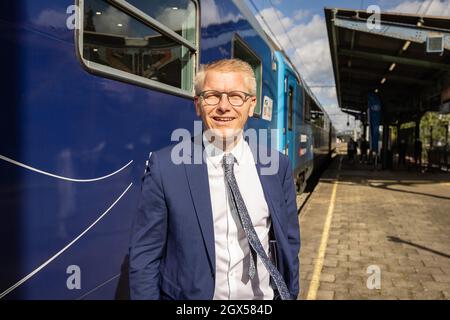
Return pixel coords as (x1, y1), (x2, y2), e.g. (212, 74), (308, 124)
(246, 0), (450, 132)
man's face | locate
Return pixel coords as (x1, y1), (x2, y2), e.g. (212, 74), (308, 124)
(194, 70), (256, 140)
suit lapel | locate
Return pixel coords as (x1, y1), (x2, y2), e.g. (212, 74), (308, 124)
(184, 138), (215, 273)
(255, 150), (283, 231)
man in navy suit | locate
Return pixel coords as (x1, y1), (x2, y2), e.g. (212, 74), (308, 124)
(129, 59), (300, 300)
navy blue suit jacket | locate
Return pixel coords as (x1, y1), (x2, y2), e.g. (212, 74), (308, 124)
(129, 138), (300, 299)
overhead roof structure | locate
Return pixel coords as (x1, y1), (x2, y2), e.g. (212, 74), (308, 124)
(324, 8), (450, 125)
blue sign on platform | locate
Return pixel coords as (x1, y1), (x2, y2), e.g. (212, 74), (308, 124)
(368, 93), (381, 152)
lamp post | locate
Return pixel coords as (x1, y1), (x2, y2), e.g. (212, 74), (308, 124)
(430, 126), (433, 149)
(446, 123), (449, 150)
(445, 123), (449, 170)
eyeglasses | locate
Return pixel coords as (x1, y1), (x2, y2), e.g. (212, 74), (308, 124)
(198, 90), (254, 107)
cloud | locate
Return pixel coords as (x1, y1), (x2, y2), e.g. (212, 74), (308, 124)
(254, 6), (357, 131)
(293, 9), (311, 21)
(202, 28), (257, 50)
(287, 14), (332, 82)
(256, 9), (333, 85)
(255, 7), (294, 46)
(156, 3), (196, 32)
(385, 0), (450, 16)
(201, 0), (242, 27)
(254, 0), (447, 131)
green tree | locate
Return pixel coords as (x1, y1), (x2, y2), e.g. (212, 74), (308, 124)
(420, 112), (450, 148)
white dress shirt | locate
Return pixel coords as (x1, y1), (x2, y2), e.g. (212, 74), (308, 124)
(203, 134), (274, 300)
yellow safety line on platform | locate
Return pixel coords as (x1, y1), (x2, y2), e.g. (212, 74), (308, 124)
(306, 156), (342, 300)
(367, 180), (450, 185)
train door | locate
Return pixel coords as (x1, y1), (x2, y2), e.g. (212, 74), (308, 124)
(284, 73), (297, 166)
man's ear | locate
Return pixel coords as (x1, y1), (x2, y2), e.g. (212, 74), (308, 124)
(194, 96), (201, 116)
(248, 96), (257, 117)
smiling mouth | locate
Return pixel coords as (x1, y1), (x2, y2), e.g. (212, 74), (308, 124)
(212, 117), (235, 122)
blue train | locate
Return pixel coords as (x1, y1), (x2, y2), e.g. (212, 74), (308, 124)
(0, 0), (335, 299)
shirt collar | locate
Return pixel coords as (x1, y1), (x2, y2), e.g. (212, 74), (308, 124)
(203, 133), (246, 169)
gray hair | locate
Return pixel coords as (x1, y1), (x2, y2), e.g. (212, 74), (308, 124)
(194, 58), (257, 96)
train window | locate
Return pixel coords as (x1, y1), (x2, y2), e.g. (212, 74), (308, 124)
(125, 0), (197, 44)
(310, 101), (324, 128)
(79, 0), (198, 96)
(288, 85), (294, 131)
(232, 35), (262, 116)
(304, 91), (311, 122)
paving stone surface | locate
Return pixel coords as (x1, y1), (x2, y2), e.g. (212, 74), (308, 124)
(297, 151), (450, 300)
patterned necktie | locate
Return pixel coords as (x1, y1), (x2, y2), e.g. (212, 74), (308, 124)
(222, 153), (292, 300)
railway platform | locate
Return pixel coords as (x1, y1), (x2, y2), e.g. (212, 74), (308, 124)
(298, 149), (450, 300)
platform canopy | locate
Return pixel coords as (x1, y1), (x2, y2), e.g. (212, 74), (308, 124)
(324, 8), (450, 125)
